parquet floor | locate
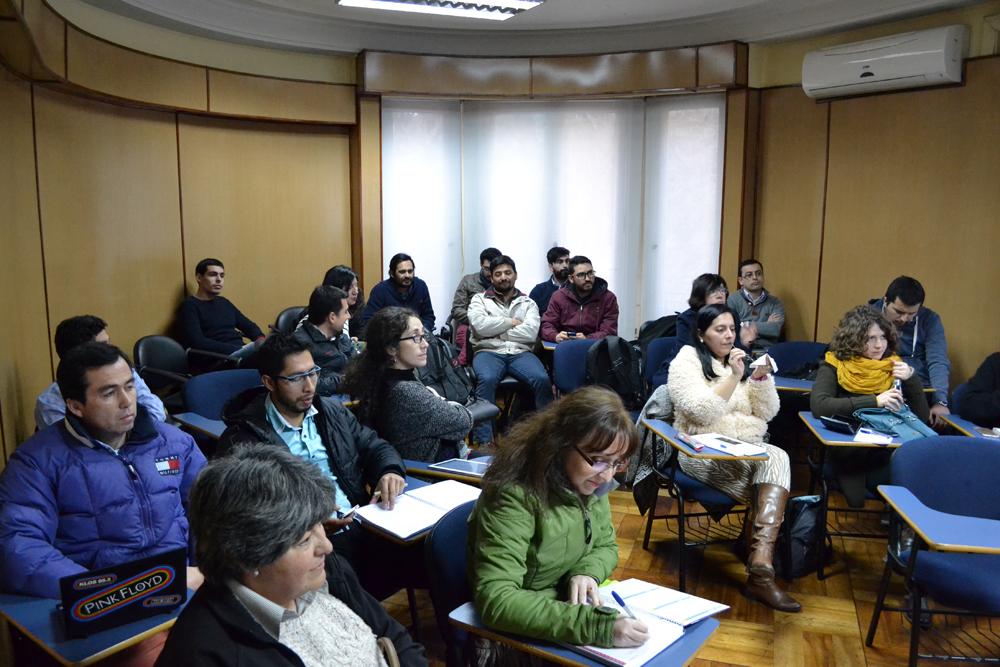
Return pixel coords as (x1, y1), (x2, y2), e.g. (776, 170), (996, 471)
(385, 405), (999, 666)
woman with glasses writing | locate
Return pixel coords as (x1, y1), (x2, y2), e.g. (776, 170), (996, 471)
(342, 307), (473, 462)
(468, 387), (648, 653)
(667, 303), (800, 612)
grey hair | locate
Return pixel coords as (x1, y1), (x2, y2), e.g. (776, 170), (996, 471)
(188, 444), (336, 584)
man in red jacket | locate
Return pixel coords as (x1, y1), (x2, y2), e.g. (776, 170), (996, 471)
(540, 255), (620, 343)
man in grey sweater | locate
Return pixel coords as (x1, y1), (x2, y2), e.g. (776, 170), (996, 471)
(727, 258), (785, 354)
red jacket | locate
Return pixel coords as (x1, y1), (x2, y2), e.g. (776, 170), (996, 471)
(540, 278), (620, 342)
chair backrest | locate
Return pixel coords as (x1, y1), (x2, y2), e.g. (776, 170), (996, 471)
(891, 435), (1000, 521)
(768, 341), (828, 376)
(552, 339), (595, 394)
(273, 306), (306, 334)
(424, 500), (476, 658)
(132, 336), (189, 391)
(951, 382), (969, 413)
(643, 336), (681, 386)
(182, 369), (262, 419)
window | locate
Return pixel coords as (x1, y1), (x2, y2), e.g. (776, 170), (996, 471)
(381, 94), (725, 337)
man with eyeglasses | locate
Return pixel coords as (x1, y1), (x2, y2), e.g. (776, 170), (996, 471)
(866, 276), (952, 426)
(468, 255), (553, 445)
(218, 333), (409, 599)
(727, 259), (785, 353)
(540, 255), (619, 343)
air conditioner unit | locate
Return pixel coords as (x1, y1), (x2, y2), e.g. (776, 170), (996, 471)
(802, 25), (968, 100)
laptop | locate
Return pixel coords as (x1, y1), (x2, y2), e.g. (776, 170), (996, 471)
(59, 548), (188, 638)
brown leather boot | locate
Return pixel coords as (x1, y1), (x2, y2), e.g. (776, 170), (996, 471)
(743, 484), (801, 613)
(745, 570), (802, 612)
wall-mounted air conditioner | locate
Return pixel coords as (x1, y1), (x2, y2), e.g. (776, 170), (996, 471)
(802, 25), (968, 100)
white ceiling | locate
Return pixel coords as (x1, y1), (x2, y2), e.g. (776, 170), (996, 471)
(78, 0), (980, 56)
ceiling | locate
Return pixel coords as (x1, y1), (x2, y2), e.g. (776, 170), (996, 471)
(77, 0), (980, 56)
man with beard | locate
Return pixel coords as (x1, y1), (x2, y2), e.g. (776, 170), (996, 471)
(528, 246), (571, 315)
(540, 255), (620, 342)
(217, 332), (409, 598)
(357, 253), (436, 335)
(468, 255), (552, 445)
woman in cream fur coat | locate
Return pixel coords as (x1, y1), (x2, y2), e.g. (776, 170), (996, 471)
(667, 303), (800, 613)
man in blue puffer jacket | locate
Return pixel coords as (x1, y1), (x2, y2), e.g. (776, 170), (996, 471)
(0, 342), (207, 599)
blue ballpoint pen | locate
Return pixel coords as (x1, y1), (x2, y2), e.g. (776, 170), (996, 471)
(611, 591), (637, 619)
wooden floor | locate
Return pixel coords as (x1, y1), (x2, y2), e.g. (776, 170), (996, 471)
(385, 490), (927, 667)
(384, 403), (999, 667)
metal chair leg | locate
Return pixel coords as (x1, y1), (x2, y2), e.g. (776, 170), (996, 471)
(677, 497), (687, 592)
(908, 588), (922, 667)
(642, 503), (655, 550)
(407, 587), (420, 641)
(866, 558), (894, 645)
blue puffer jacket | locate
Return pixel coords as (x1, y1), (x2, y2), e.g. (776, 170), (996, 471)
(0, 407), (206, 599)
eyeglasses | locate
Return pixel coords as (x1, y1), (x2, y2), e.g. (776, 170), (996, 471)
(275, 366), (321, 385)
(573, 445), (628, 474)
(399, 333), (431, 345)
(574, 271), (595, 279)
(709, 288), (729, 297)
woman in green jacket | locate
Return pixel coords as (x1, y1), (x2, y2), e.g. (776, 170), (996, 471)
(468, 386), (648, 650)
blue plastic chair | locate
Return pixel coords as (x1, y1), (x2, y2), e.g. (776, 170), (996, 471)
(768, 341), (827, 376)
(552, 339), (595, 395)
(182, 369), (262, 420)
(425, 499), (477, 667)
(866, 436), (1000, 666)
(950, 382), (969, 414)
(644, 336), (682, 392)
(639, 420), (744, 592)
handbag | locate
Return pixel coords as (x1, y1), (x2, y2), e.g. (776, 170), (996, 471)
(852, 406), (936, 442)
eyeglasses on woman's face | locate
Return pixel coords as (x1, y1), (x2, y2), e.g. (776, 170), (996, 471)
(399, 333), (431, 346)
(573, 445), (628, 474)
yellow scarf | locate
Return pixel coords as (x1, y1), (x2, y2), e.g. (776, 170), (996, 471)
(824, 351), (899, 395)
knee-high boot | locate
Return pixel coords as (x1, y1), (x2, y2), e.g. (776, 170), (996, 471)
(743, 483), (801, 613)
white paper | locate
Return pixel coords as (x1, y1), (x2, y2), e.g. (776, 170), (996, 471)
(355, 480), (481, 539)
(405, 479), (481, 511)
(749, 353), (778, 373)
(609, 578), (729, 626)
(853, 430), (894, 445)
(692, 433), (767, 457)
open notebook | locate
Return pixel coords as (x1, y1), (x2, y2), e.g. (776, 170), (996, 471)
(565, 579), (728, 667)
(355, 479), (480, 540)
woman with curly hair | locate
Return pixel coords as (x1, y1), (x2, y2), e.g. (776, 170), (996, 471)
(468, 386), (648, 651)
(811, 305), (929, 507)
(341, 307), (472, 462)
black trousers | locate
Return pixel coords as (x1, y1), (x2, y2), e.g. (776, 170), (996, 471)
(328, 522), (428, 601)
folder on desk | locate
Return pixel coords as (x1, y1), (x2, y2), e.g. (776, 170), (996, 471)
(355, 479), (481, 540)
(687, 433), (766, 457)
(59, 548), (187, 638)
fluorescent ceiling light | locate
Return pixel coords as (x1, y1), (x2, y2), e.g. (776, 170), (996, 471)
(337, 0), (543, 22)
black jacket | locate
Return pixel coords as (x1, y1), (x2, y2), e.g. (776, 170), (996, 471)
(218, 388), (405, 506)
(958, 352), (1000, 428)
(155, 552), (427, 667)
(292, 322), (354, 396)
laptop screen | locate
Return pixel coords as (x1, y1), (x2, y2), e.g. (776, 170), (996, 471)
(60, 548), (188, 638)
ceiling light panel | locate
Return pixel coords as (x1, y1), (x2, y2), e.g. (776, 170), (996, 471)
(337, 0), (544, 22)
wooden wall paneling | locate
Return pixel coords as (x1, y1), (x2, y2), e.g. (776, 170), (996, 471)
(21, 0), (65, 78)
(361, 51), (531, 97)
(719, 89), (750, 278)
(531, 49), (697, 96)
(754, 87), (829, 342)
(208, 70), (356, 124)
(352, 95), (383, 295)
(33, 87), (185, 363)
(697, 42), (747, 88)
(0, 75), (51, 463)
(0, 7), (57, 82)
(742, 89), (760, 259)
(818, 57), (1000, 385)
(66, 26), (207, 111)
(178, 115), (352, 333)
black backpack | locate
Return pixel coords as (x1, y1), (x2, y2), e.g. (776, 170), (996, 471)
(585, 336), (644, 409)
(636, 315), (678, 353)
(417, 333), (475, 404)
(773, 495), (833, 580)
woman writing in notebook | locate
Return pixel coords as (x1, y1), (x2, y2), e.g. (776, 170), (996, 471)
(667, 303), (800, 612)
(468, 386), (648, 651)
(810, 306), (928, 507)
(342, 307), (473, 462)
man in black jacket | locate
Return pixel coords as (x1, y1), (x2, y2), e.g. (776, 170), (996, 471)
(219, 332), (409, 598)
(292, 285), (355, 396)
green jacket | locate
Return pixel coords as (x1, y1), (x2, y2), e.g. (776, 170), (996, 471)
(467, 483), (619, 647)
